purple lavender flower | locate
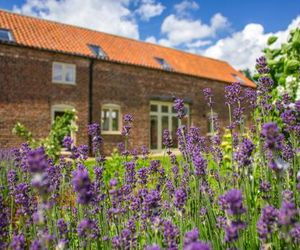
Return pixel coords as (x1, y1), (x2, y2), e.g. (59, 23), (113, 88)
(256, 56), (270, 74)
(125, 161), (137, 186)
(260, 181), (271, 193)
(174, 188), (187, 211)
(30, 239), (42, 250)
(278, 200), (298, 226)
(163, 129), (173, 149)
(261, 122), (283, 151)
(163, 220), (179, 249)
(141, 145), (150, 159)
(14, 183), (32, 216)
(149, 160), (160, 174)
(257, 77), (273, 94)
(221, 189), (246, 216)
(173, 98), (186, 119)
(244, 88), (257, 109)
(234, 138), (255, 167)
(144, 190), (161, 217)
(224, 223), (239, 243)
(87, 123), (100, 137)
(77, 145), (89, 161)
(145, 244), (161, 250)
(0, 195), (9, 249)
(72, 167), (93, 205)
(77, 218), (99, 239)
(57, 218), (68, 235)
(225, 82), (243, 105)
(11, 234), (26, 250)
(192, 151), (207, 176)
(62, 136), (73, 149)
(138, 167), (149, 185)
(124, 114), (134, 123)
(7, 169), (18, 194)
(290, 225), (300, 243)
(184, 241), (211, 250)
(203, 88), (213, 108)
(257, 205), (278, 240)
(184, 228), (199, 246)
(27, 147), (48, 173)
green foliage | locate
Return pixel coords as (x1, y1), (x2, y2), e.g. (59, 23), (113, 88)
(12, 110), (77, 159)
(267, 35), (278, 46)
(263, 28), (300, 100)
(239, 68), (254, 81)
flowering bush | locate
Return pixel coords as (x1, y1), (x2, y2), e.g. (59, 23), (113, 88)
(261, 28), (300, 101)
(13, 110), (77, 159)
(1, 58), (300, 249)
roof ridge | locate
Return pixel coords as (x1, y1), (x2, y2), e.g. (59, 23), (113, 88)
(0, 8), (229, 66)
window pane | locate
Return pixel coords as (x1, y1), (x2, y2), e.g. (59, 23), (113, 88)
(0, 29), (12, 41)
(53, 64), (63, 82)
(150, 116), (158, 150)
(65, 65), (75, 82)
(101, 109), (110, 131)
(111, 109), (119, 131)
(171, 117), (179, 148)
(54, 111), (65, 120)
(162, 105), (168, 113)
(150, 104), (158, 112)
(161, 116), (169, 142)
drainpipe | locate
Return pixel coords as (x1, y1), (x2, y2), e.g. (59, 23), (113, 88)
(88, 59), (94, 155)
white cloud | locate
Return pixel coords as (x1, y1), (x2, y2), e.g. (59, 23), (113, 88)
(174, 0), (199, 15)
(145, 35), (157, 44)
(157, 13), (229, 47)
(203, 16), (300, 70)
(186, 40), (212, 48)
(13, 0), (140, 39)
(136, 0), (165, 21)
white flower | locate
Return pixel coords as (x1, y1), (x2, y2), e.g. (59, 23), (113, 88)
(296, 84), (300, 101)
(56, 240), (66, 250)
(274, 157), (289, 171)
(277, 86), (285, 96)
(286, 75), (296, 84)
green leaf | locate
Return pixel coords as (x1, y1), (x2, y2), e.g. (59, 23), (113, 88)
(284, 59), (300, 74)
(267, 36), (278, 45)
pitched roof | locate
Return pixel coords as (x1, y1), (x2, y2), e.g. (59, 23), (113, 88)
(0, 9), (255, 87)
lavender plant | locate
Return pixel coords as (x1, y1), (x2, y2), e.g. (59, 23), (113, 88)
(0, 57), (300, 249)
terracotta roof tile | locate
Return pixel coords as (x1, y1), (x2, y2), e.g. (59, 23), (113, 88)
(0, 9), (256, 87)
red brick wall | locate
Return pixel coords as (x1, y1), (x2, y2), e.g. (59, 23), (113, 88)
(0, 45), (89, 147)
(92, 60), (231, 154)
(0, 44), (241, 154)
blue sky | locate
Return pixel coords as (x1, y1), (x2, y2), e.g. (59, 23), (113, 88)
(0, 0), (299, 69)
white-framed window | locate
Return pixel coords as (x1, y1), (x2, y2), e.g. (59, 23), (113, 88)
(0, 29), (13, 42)
(51, 104), (76, 146)
(150, 101), (189, 150)
(101, 104), (121, 135)
(52, 62), (76, 85)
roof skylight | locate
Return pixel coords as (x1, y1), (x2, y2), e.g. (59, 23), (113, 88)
(0, 29), (13, 42)
(232, 74), (244, 83)
(88, 44), (107, 58)
(155, 57), (172, 70)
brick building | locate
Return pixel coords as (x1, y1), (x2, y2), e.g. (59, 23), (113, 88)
(0, 10), (255, 154)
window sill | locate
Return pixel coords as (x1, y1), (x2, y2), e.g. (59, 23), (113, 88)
(52, 80), (76, 85)
(101, 131), (122, 135)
